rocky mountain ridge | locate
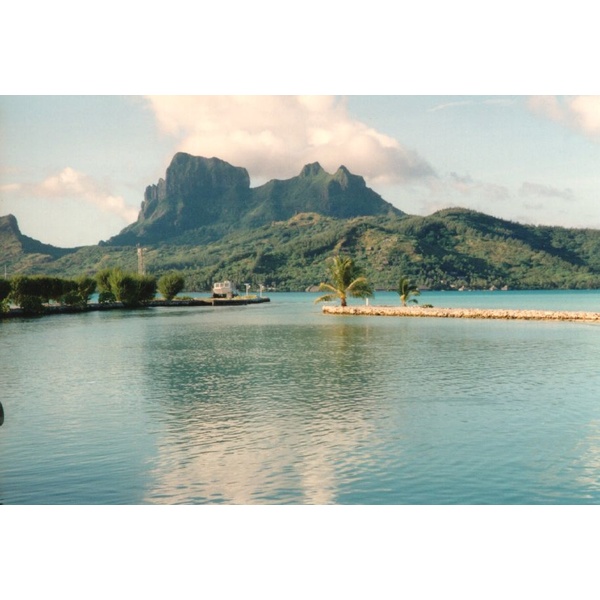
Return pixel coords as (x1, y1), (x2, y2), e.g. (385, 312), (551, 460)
(107, 153), (401, 245)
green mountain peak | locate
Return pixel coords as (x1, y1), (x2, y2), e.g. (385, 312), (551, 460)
(108, 154), (402, 245)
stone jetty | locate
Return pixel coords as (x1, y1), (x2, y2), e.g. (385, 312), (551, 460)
(322, 305), (600, 322)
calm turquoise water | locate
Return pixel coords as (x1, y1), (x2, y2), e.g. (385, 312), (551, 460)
(1, 290), (600, 504)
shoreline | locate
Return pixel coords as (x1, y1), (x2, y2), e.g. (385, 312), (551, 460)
(0, 296), (270, 319)
(322, 305), (600, 322)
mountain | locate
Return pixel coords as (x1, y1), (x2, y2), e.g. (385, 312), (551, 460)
(0, 214), (76, 271)
(107, 153), (402, 245)
(2, 154), (600, 291)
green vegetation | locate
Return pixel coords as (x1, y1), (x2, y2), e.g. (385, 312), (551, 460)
(397, 276), (420, 306)
(4, 274), (97, 315)
(96, 268), (157, 307)
(63, 276), (97, 308)
(315, 255), (374, 307)
(4, 209), (600, 292)
(4, 143), (600, 298)
(157, 272), (185, 301)
(0, 278), (10, 313)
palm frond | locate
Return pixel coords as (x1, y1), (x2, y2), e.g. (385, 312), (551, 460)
(316, 254), (373, 306)
(347, 276), (374, 298)
(314, 294), (337, 304)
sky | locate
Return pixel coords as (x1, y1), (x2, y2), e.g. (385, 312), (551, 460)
(2, 94), (599, 247)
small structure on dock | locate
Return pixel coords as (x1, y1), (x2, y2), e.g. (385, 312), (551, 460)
(212, 281), (238, 299)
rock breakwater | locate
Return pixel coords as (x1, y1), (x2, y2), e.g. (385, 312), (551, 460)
(322, 305), (600, 322)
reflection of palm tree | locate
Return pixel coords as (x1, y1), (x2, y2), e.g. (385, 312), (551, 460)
(398, 277), (420, 306)
(315, 255), (373, 307)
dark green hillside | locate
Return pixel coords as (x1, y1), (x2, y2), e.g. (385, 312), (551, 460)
(4, 209), (600, 290)
(407, 208), (600, 289)
(3, 153), (600, 291)
(245, 162), (402, 227)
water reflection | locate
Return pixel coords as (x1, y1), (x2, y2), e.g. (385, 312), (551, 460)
(4, 294), (600, 504)
(133, 309), (600, 504)
(141, 317), (381, 503)
(573, 419), (600, 497)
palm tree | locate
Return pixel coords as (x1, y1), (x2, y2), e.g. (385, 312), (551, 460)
(398, 276), (420, 306)
(315, 255), (374, 307)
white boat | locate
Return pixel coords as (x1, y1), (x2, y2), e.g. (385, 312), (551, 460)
(212, 281), (238, 298)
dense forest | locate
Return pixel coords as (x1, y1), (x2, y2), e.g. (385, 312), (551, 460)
(3, 208), (600, 292)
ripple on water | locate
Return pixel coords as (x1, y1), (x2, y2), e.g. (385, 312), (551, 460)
(2, 297), (600, 504)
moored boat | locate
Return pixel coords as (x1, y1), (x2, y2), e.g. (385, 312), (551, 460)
(212, 281), (238, 298)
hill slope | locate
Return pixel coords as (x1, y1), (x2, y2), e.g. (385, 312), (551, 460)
(7, 208), (599, 292)
(2, 154), (600, 291)
(0, 214), (76, 272)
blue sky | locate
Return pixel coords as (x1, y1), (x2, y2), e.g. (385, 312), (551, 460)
(1, 95), (599, 247)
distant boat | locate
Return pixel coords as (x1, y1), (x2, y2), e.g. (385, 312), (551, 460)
(212, 281), (238, 298)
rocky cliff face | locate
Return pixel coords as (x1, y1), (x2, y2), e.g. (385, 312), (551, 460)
(108, 153), (403, 245)
(110, 153), (252, 244)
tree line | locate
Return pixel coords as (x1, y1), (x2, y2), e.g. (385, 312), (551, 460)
(1, 256), (420, 316)
(0, 270), (185, 315)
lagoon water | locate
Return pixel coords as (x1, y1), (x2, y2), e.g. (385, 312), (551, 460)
(1, 290), (600, 504)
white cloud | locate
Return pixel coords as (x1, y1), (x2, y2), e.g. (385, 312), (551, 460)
(3, 167), (138, 223)
(528, 95), (600, 140)
(0, 183), (21, 192)
(519, 182), (575, 202)
(428, 100), (474, 112)
(427, 98), (516, 112)
(448, 172), (510, 201)
(145, 95), (436, 184)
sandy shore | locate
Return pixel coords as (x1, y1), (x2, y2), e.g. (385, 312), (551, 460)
(322, 305), (600, 322)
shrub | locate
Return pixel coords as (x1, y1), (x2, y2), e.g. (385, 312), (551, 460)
(96, 268), (157, 307)
(95, 268), (113, 294)
(157, 272), (185, 301)
(136, 275), (158, 306)
(98, 291), (117, 304)
(74, 276), (97, 305)
(61, 276), (96, 308)
(9, 275), (36, 307)
(20, 295), (46, 315)
(0, 278), (11, 303)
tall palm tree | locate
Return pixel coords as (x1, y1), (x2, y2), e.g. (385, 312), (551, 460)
(398, 276), (420, 306)
(315, 255), (373, 307)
